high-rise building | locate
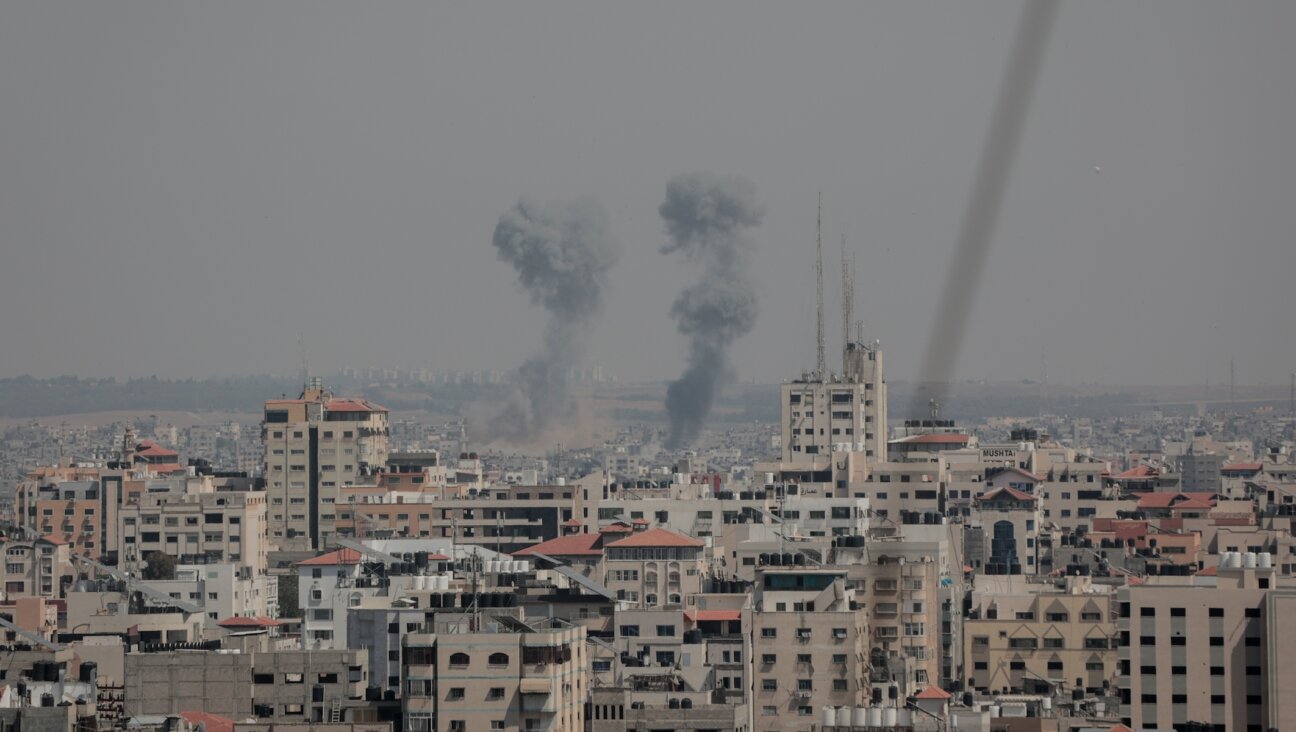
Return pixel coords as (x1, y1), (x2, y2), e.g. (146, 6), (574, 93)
(780, 340), (887, 463)
(261, 379), (389, 550)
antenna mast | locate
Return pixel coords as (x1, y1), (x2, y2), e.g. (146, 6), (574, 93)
(815, 193), (826, 379)
(841, 235), (854, 374)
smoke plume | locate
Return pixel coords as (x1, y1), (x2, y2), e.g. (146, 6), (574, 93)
(658, 173), (764, 448)
(490, 197), (620, 442)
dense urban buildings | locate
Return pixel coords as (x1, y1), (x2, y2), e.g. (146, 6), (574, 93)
(1, 351), (1295, 732)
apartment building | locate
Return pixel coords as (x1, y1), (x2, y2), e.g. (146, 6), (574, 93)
(338, 482), (579, 555)
(14, 478), (103, 558)
(780, 340), (886, 463)
(117, 491), (269, 576)
(402, 619), (586, 732)
(750, 568), (867, 732)
(603, 528), (707, 608)
(262, 380), (390, 550)
(1116, 553), (1296, 731)
(125, 647), (369, 721)
(0, 536), (72, 600)
(142, 563), (278, 623)
(963, 576), (1117, 696)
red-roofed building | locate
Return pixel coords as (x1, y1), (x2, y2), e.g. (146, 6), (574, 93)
(605, 528), (707, 607)
(297, 547), (363, 566)
(178, 711), (234, 732)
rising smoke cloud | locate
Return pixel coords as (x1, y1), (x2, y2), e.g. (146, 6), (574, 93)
(490, 197), (620, 442)
(659, 173), (764, 448)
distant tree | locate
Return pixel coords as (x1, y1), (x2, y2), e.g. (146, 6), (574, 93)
(141, 552), (176, 581)
(277, 573), (302, 618)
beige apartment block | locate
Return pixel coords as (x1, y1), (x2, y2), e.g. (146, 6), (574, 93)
(750, 568), (868, 732)
(963, 576), (1117, 696)
(0, 536), (72, 600)
(262, 380), (390, 550)
(603, 528), (707, 608)
(402, 621), (586, 732)
(117, 490), (269, 576)
(1117, 553), (1296, 731)
(780, 341), (886, 463)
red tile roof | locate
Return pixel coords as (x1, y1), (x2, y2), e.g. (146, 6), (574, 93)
(297, 548), (363, 566)
(1195, 566), (1218, 577)
(631, 518), (650, 525)
(562, 518), (583, 527)
(1113, 465), (1158, 479)
(606, 527), (704, 549)
(426, 553), (450, 561)
(1137, 492), (1216, 510)
(598, 523), (634, 534)
(914, 686), (952, 700)
(135, 440), (178, 457)
(1106, 725), (1135, 732)
(179, 711), (234, 732)
(38, 535), (67, 546)
(1223, 462), (1263, 473)
(513, 533), (604, 557)
(989, 466), (1042, 483)
(977, 486), (1037, 503)
(217, 615), (281, 629)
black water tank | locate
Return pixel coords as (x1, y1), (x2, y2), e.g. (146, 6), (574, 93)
(668, 698), (680, 709)
(45, 662), (61, 682)
(963, 691), (974, 707)
(41, 693), (54, 707)
(415, 552), (429, 568)
(365, 686), (381, 701)
(872, 687), (883, 704)
(793, 553), (806, 566)
(79, 662), (97, 684)
(680, 698), (693, 709)
(781, 553), (794, 566)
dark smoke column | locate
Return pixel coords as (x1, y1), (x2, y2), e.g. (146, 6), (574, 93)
(490, 197), (620, 442)
(658, 173), (764, 448)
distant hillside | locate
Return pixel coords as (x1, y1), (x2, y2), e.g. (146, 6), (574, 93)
(0, 375), (301, 418)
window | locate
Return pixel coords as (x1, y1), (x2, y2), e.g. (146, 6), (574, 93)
(762, 679), (777, 691)
(1140, 607), (1155, 617)
(488, 687), (505, 700)
(761, 654), (776, 665)
(1209, 607), (1224, 618)
(1210, 666), (1225, 676)
(1170, 607), (1185, 617)
(447, 688), (465, 701)
(620, 625), (640, 637)
(656, 625), (676, 637)
(833, 679), (848, 691)
(449, 653), (470, 667)
(761, 628), (777, 639)
(797, 679), (813, 691)
(489, 652), (509, 666)
(1210, 636), (1224, 646)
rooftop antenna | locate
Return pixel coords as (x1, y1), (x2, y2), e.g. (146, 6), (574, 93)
(840, 234), (854, 374)
(297, 331), (309, 391)
(929, 399), (940, 420)
(815, 192), (826, 379)
(1229, 357), (1236, 407)
(1289, 371), (1294, 418)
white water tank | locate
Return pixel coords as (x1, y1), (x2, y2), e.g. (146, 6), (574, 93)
(1041, 696), (1052, 712)
(1259, 552), (1273, 569)
(988, 704), (1000, 718)
(763, 472), (775, 486)
(1093, 701), (1106, 716)
(414, 575), (426, 590)
(1223, 551), (1242, 569)
(436, 575), (450, 591)
(882, 707), (897, 727)
(518, 560), (530, 573)
(822, 706), (836, 727)
(1244, 552), (1258, 569)
(868, 706), (882, 727)
(556, 477), (566, 486)
(896, 708), (912, 726)
(853, 706), (868, 726)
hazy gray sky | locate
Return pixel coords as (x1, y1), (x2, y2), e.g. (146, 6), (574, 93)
(2, 2), (1293, 386)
